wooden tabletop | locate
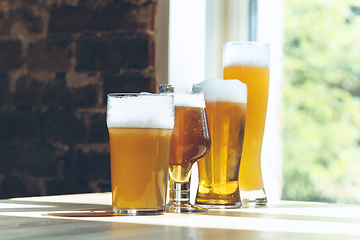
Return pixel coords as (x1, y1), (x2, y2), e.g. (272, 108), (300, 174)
(0, 193), (360, 240)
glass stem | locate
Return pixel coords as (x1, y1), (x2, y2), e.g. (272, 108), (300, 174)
(168, 176), (191, 206)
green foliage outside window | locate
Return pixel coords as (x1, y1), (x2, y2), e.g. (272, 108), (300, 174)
(282, 0), (360, 203)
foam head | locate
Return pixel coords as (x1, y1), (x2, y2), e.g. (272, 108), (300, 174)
(159, 85), (206, 108)
(223, 41), (269, 68)
(199, 79), (247, 103)
(106, 93), (174, 129)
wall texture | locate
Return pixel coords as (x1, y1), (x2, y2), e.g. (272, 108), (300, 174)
(0, 0), (157, 198)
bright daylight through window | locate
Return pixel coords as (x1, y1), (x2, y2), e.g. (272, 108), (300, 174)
(282, 0), (360, 204)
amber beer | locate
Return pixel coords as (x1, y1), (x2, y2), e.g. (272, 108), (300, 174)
(159, 84), (211, 213)
(223, 42), (270, 205)
(169, 106), (211, 183)
(195, 79), (247, 208)
(106, 93), (174, 215)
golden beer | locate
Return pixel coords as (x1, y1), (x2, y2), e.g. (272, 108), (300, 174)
(195, 79), (247, 208)
(223, 41), (270, 205)
(224, 66), (269, 190)
(109, 128), (172, 210)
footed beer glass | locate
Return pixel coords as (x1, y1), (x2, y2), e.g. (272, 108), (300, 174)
(223, 42), (270, 206)
(159, 85), (211, 213)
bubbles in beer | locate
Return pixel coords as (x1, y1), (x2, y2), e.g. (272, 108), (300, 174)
(106, 94), (174, 129)
(199, 79), (247, 103)
(223, 42), (270, 68)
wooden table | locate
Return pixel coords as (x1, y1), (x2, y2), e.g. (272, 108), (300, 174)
(0, 192), (360, 239)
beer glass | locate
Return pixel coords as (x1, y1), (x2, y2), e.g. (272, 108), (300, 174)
(106, 93), (174, 215)
(223, 41), (270, 206)
(195, 79), (247, 209)
(159, 85), (211, 213)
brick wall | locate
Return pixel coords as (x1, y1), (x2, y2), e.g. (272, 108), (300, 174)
(0, 0), (158, 198)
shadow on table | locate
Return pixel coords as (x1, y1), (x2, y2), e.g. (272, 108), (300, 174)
(0, 199), (111, 215)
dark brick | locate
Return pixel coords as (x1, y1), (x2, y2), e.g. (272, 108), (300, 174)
(42, 109), (86, 145)
(65, 85), (98, 108)
(14, 74), (98, 108)
(88, 112), (109, 143)
(0, 109), (36, 140)
(46, 180), (93, 196)
(48, 2), (150, 35)
(27, 39), (71, 72)
(73, 149), (110, 183)
(0, 17), (12, 36)
(75, 34), (150, 71)
(15, 74), (66, 107)
(39, 73), (67, 107)
(0, 176), (31, 199)
(5, 0), (42, 7)
(103, 70), (155, 102)
(0, 40), (23, 71)
(0, 73), (9, 106)
(15, 75), (53, 107)
(9, 8), (43, 33)
(0, 141), (64, 177)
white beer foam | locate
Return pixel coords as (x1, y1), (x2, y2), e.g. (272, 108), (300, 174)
(173, 93), (206, 108)
(106, 94), (174, 129)
(199, 79), (247, 103)
(223, 42), (269, 68)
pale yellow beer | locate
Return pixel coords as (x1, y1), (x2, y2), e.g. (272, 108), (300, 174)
(195, 79), (247, 208)
(109, 127), (172, 210)
(223, 42), (269, 205)
(106, 93), (174, 215)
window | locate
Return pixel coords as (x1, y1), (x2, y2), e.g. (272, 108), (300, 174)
(282, 0), (360, 204)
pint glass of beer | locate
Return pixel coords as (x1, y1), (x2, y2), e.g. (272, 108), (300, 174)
(159, 85), (211, 213)
(195, 79), (247, 208)
(223, 42), (270, 206)
(106, 93), (174, 215)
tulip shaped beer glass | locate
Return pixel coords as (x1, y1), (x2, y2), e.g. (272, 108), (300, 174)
(106, 93), (174, 215)
(195, 79), (247, 209)
(223, 42), (269, 206)
(159, 85), (211, 213)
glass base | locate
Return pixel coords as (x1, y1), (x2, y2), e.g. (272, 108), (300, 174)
(195, 201), (241, 209)
(166, 203), (207, 213)
(113, 208), (164, 216)
(240, 188), (267, 207)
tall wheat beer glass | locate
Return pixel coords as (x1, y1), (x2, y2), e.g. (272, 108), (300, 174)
(106, 93), (174, 215)
(195, 79), (247, 208)
(223, 42), (269, 206)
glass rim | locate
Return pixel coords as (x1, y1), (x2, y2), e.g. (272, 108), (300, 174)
(107, 92), (165, 98)
(159, 84), (204, 94)
(159, 84), (202, 88)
